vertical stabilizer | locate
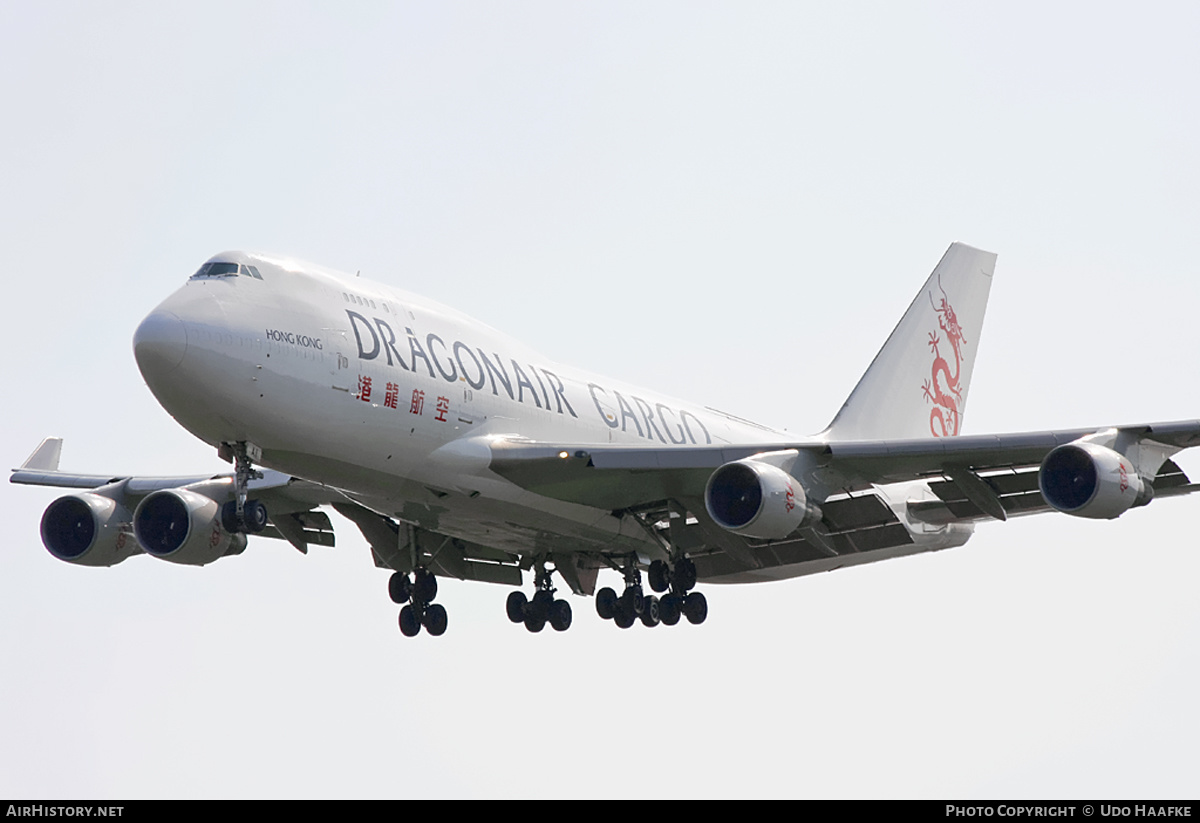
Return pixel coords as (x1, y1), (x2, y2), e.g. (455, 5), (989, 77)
(823, 243), (996, 441)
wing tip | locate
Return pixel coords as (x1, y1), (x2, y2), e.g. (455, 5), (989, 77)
(18, 437), (63, 472)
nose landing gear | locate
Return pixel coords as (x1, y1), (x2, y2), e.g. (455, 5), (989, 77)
(218, 441), (268, 535)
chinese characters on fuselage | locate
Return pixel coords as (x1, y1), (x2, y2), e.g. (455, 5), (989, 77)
(345, 310), (710, 444)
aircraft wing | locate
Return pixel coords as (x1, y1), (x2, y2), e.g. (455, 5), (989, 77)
(488, 421), (1200, 582)
(489, 421), (1200, 507)
(11, 437), (340, 552)
(11, 438), (522, 582)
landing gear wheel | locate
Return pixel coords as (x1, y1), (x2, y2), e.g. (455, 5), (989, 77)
(220, 502), (240, 534)
(242, 500), (268, 534)
(549, 599), (572, 632)
(389, 572), (412, 605)
(219, 499), (268, 534)
(506, 590), (527, 623)
(413, 568), (437, 603)
(613, 606), (636, 629)
(619, 588), (644, 617)
(423, 603), (448, 636)
(511, 560), (574, 633)
(684, 591), (708, 625)
(596, 587), (618, 620)
(399, 604), (421, 637)
(530, 589), (553, 612)
(660, 593), (682, 626)
(673, 557), (697, 593)
(524, 610), (546, 633)
(640, 594), (661, 627)
(648, 560), (670, 593)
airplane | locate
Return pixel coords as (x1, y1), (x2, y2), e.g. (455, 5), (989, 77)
(13, 243), (1200, 637)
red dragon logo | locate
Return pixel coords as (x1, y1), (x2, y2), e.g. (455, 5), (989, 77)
(921, 275), (967, 437)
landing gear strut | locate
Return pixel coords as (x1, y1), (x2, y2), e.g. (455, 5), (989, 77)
(506, 561), (572, 633)
(390, 567), (447, 637)
(219, 441), (267, 534)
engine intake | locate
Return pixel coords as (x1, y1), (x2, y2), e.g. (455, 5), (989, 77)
(705, 458), (817, 539)
(40, 493), (138, 567)
(133, 488), (247, 565)
(1039, 442), (1150, 519)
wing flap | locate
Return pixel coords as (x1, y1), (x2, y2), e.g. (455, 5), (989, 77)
(260, 510), (337, 553)
(331, 501), (523, 585)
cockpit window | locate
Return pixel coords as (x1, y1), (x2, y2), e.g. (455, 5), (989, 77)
(190, 262), (264, 280)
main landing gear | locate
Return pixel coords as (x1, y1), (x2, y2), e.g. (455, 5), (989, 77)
(218, 441), (268, 535)
(506, 561), (572, 633)
(595, 556), (707, 629)
(389, 568), (447, 637)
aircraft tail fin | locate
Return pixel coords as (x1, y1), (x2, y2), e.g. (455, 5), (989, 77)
(822, 243), (996, 441)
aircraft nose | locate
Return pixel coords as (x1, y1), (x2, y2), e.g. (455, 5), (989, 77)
(133, 309), (188, 380)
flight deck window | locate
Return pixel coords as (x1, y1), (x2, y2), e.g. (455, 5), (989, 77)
(189, 262), (265, 280)
(190, 262), (240, 279)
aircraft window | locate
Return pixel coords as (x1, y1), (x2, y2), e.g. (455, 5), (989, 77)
(244, 265), (263, 280)
(190, 262), (241, 279)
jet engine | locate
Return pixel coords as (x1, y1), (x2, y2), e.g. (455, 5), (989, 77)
(704, 458), (818, 540)
(1038, 441), (1151, 519)
(40, 493), (138, 567)
(133, 488), (247, 565)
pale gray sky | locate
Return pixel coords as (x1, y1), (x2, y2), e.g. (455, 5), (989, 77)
(2, 2), (1199, 798)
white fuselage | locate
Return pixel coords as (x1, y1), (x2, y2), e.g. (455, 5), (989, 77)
(134, 252), (795, 563)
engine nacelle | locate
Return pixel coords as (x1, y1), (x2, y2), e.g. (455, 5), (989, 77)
(133, 488), (247, 566)
(705, 458), (817, 540)
(1039, 442), (1150, 519)
(40, 493), (138, 567)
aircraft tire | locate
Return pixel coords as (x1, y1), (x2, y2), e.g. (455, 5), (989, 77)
(524, 611), (546, 633)
(243, 500), (268, 534)
(549, 599), (572, 632)
(506, 590), (527, 623)
(399, 604), (421, 637)
(648, 560), (670, 593)
(531, 589), (553, 611)
(659, 594), (682, 626)
(413, 569), (437, 603)
(683, 591), (707, 625)
(220, 502), (240, 534)
(389, 572), (411, 605)
(424, 603), (448, 636)
(595, 587), (618, 620)
(673, 558), (697, 593)
(640, 595), (660, 627)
